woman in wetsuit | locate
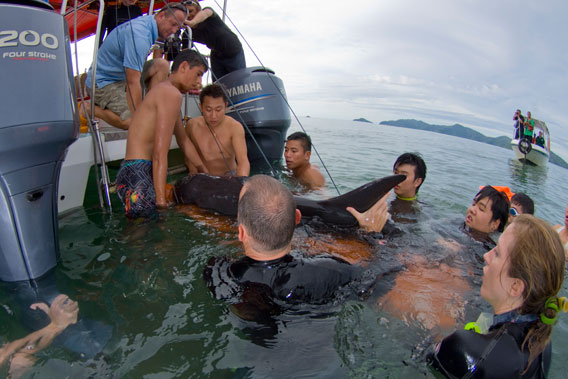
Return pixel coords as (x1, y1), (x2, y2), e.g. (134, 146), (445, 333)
(431, 214), (566, 378)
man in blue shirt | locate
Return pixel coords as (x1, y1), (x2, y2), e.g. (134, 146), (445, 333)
(85, 4), (187, 129)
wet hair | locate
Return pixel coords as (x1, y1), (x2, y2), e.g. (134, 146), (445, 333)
(199, 83), (227, 104)
(237, 175), (296, 252)
(474, 186), (510, 232)
(286, 132), (312, 152)
(393, 152), (427, 193)
(511, 193), (535, 215)
(506, 215), (565, 370)
(171, 49), (207, 72)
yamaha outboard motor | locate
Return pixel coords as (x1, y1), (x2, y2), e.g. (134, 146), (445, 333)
(0, 0), (78, 283)
(217, 67), (292, 166)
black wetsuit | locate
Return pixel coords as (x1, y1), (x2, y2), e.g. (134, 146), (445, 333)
(431, 310), (550, 378)
(204, 251), (363, 306)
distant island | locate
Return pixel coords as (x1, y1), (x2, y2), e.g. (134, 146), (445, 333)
(379, 119), (568, 169)
(353, 118), (372, 123)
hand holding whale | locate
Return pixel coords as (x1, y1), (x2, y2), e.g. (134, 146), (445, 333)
(346, 191), (391, 233)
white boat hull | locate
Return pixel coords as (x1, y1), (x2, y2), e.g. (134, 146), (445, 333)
(511, 138), (549, 166)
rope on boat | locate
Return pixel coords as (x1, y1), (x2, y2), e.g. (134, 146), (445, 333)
(211, 0), (341, 195)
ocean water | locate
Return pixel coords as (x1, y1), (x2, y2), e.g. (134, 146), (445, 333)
(0, 117), (566, 378)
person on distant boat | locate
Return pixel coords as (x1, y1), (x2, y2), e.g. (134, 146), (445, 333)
(0, 295), (78, 378)
(513, 109), (525, 140)
(85, 4), (187, 130)
(284, 132), (326, 190)
(553, 204), (568, 258)
(535, 131), (545, 148)
(181, 0), (246, 80)
(431, 215), (566, 378)
(99, 0), (143, 47)
(508, 192), (534, 225)
(116, 50), (208, 217)
(523, 111), (535, 141)
(185, 83), (250, 177)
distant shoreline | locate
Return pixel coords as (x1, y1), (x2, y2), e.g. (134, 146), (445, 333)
(377, 119), (568, 169)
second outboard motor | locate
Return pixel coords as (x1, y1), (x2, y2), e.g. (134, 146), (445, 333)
(217, 67), (292, 166)
(0, 0), (78, 283)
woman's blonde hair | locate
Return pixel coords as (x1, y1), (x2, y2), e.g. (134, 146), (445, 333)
(507, 214), (565, 368)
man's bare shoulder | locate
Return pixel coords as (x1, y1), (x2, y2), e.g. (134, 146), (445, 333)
(223, 116), (245, 133)
(303, 165), (326, 189)
(147, 81), (182, 102)
(188, 116), (206, 131)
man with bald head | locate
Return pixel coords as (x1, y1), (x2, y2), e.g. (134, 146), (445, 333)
(204, 175), (369, 307)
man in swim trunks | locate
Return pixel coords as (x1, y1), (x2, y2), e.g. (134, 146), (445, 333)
(85, 4), (187, 129)
(204, 175), (366, 310)
(186, 83), (250, 176)
(116, 49), (208, 217)
(284, 132), (325, 190)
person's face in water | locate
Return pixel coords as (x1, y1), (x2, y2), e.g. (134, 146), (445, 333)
(200, 96), (227, 128)
(480, 224), (521, 312)
(284, 140), (310, 171)
(393, 163), (422, 199)
(465, 195), (500, 233)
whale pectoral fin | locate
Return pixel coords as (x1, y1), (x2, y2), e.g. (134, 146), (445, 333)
(297, 174), (405, 227)
(321, 174), (406, 212)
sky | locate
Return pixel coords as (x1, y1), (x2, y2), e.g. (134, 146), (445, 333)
(73, 0), (568, 160)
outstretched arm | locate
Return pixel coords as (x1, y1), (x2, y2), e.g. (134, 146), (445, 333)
(0, 295), (78, 367)
(184, 8), (214, 28)
(346, 191), (390, 233)
(125, 68), (143, 116)
(153, 90), (182, 207)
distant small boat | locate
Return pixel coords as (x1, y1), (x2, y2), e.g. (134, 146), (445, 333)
(511, 118), (550, 166)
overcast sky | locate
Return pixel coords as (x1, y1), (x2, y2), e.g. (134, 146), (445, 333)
(74, 0), (568, 160)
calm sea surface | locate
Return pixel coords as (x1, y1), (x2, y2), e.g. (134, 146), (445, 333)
(1, 117), (566, 377)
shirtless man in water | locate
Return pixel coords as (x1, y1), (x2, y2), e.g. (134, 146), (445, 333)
(284, 132), (325, 190)
(116, 49), (208, 216)
(186, 83), (250, 177)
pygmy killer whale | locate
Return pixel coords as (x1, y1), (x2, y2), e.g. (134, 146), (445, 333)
(174, 174), (406, 227)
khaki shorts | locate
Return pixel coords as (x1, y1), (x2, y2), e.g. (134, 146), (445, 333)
(92, 81), (131, 120)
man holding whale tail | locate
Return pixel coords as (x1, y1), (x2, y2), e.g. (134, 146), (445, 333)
(0, 295), (78, 377)
(116, 50), (209, 217)
(204, 175), (388, 308)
